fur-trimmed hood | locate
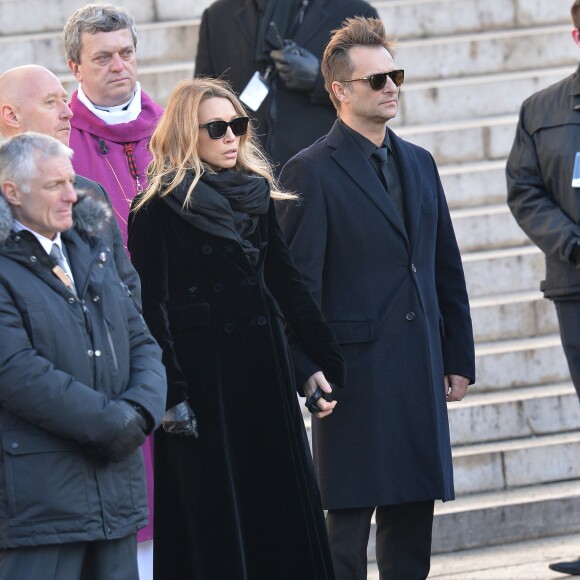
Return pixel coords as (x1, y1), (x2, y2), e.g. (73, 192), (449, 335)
(0, 189), (112, 245)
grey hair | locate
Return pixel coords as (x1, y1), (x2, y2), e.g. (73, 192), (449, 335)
(63, 3), (137, 64)
(0, 132), (73, 194)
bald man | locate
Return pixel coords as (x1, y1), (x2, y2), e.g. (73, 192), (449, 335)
(0, 65), (140, 302)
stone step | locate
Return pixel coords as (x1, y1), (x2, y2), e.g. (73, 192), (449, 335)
(451, 203), (529, 253)
(432, 480), (580, 553)
(425, 531), (580, 579)
(397, 115), (518, 165)
(396, 65), (576, 126)
(396, 24), (576, 82)
(364, 480), (580, 559)
(374, 0), (573, 39)
(439, 160), (507, 209)
(449, 382), (579, 446)
(462, 245), (544, 298)
(1, 20), (199, 75)
(0, 0), (570, 41)
(453, 430), (580, 495)
(474, 334), (570, 392)
(470, 290), (557, 343)
(0, 0), (211, 35)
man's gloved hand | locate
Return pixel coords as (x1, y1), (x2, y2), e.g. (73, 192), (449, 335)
(270, 41), (319, 92)
(86, 400), (147, 463)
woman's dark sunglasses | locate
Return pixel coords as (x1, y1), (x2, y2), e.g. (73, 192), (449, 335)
(339, 69), (405, 91)
(198, 116), (250, 139)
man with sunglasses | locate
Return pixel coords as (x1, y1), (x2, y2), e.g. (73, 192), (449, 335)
(507, 2), (580, 575)
(195, 0), (378, 172)
(278, 16), (475, 579)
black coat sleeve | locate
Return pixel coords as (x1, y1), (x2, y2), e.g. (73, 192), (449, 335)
(263, 202), (345, 392)
(128, 203), (188, 409)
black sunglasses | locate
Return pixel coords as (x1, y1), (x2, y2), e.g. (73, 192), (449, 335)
(339, 69), (404, 91)
(198, 117), (250, 139)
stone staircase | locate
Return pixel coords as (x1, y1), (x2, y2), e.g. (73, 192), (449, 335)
(2, 0), (580, 561)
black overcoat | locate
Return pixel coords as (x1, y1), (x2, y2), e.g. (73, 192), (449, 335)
(195, 0), (378, 169)
(278, 121), (476, 509)
(128, 194), (345, 580)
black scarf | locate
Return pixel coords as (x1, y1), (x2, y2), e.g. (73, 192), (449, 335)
(254, 0), (301, 62)
(162, 170), (270, 265)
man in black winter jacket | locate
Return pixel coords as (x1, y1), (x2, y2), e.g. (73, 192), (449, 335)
(0, 132), (166, 580)
(506, 2), (580, 574)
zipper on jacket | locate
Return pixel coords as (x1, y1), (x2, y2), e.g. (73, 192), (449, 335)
(81, 301), (93, 335)
(104, 321), (119, 371)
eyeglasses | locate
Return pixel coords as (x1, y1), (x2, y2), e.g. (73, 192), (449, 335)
(339, 69), (404, 91)
(198, 117), (250, 139)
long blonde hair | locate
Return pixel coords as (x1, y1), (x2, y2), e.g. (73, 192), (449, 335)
(134, 78), (295, 211)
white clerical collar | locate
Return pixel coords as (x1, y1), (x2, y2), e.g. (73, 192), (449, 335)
(77, 82), (142, 125)
(13, 220), (63, 256)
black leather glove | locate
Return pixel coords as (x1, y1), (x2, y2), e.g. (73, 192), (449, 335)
(270, 41), (319, 92)
(162, 400), (199, 438)
(305, 386), (335, 414)
(86, 400), (147, 462)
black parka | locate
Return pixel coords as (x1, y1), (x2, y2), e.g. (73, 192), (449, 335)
(0, 194), (166, 548)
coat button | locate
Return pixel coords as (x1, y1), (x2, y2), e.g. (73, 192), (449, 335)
(201, 245), (213, 255)
(92, 296), (100, 302)
(224, 323), (235, 333)
(411, 264), (417, 273)
(187, 286), (197, 296)
(95, 350), (102, 357)
(11, 442), (18, 449)
(68, 297), (75, 304)
(87, 350), (94, 357)
(213, 282), (224, 292)
(247, 276), (257, 286)
(405, 312), (415, 321)
(256, 316), (267, 326)
(29, 256), (37, 263)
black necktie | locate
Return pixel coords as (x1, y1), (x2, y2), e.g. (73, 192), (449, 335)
(372, 147), (405, 222)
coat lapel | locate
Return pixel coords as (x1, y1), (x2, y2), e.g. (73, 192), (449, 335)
(389, 130), (422, 253)
(292, 0), (330, 46)
(235, 0), (256, 47)
(327, 122), (409, 248)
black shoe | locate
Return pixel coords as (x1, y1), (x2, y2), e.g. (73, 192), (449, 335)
(549, 560), (580, 575)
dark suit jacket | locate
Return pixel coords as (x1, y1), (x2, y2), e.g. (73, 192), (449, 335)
(75, 175), (141, 307)
(278, 120), (475, 509)
(195, 0), (378, 170)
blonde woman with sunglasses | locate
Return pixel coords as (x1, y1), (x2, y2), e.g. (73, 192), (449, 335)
(128, 78), (345, 580)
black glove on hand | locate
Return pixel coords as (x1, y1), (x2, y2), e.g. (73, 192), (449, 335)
(270, 41), (319, 92)
(162, 400), (199, 438)
(87, 400), (147, 463)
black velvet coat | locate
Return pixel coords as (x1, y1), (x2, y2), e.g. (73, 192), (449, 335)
(128, 191), (345, 580)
